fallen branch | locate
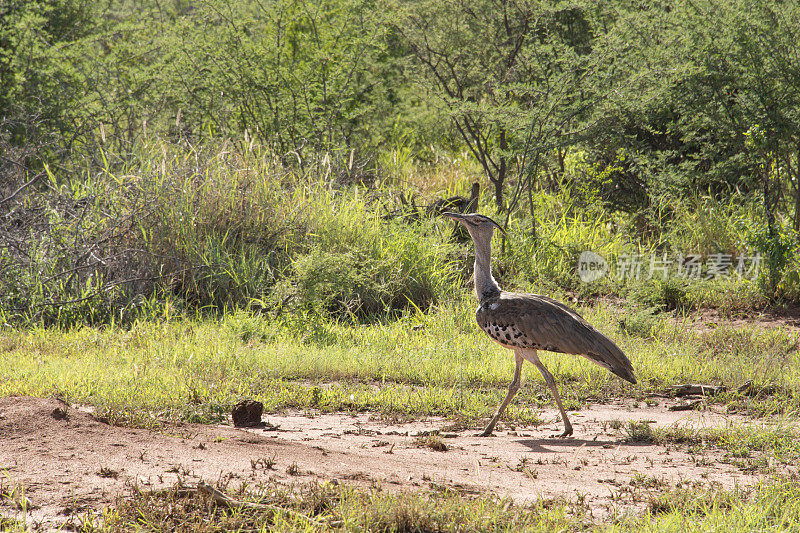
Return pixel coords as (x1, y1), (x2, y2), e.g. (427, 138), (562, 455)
(0, 172), (43, 206)
(668, 384), (726, 397)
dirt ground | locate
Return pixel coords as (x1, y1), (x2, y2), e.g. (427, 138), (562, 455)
(0, 395), (782, 530)
(681, 306), (800, 333)
(593, 297), (800, 334)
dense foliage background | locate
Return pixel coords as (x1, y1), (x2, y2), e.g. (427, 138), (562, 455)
(2, 0), (800, 326)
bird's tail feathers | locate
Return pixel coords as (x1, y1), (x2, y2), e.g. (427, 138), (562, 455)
(585, 332), (637, 385)
(610, 365), (637, 385)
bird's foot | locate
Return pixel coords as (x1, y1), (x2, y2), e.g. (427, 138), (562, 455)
(549, 426), (573, 439)
(473, 419), (500, 437)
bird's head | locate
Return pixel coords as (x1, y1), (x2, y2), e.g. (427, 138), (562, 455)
(442, 212), (503, 241)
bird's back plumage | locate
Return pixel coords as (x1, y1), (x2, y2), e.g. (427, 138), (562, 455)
(476, 291), (636, 384)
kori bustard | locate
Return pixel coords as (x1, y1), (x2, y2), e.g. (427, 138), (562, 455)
(443, 212), (636, 437)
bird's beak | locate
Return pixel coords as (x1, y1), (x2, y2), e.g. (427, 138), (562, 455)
(442, 212), (466, 223)
(441, 212), (505, 234)
(485, 216), (505, 234)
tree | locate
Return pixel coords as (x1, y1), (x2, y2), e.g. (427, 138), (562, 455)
(396, 0), (612, 222)
(590, 1), (800, 218)
(0, 0), (95, 150)
(594, 0), (800, 294)
(161, 0), (392, 162)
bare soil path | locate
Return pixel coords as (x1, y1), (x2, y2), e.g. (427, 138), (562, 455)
(0, 396), (780, 529)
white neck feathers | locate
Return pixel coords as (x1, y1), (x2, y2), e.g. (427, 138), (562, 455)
(471, 231), (500, 303)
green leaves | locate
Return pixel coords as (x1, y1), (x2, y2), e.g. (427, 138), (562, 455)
(396, 0), (623, 213)
(162, 0), (392, 156)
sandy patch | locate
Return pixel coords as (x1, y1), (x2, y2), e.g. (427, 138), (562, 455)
(0, 396), (778, 529)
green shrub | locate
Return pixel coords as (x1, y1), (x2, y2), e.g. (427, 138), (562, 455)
(500, 189), (630, 294)
(288, 222), (456, 318)
(627, 278), (690, 312)
(0, 140), (460, 326)
(618, 306), (663, 339)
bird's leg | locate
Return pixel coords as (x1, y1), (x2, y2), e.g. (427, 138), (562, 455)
(530, 358), (572, 438)
(479, 353), (524, 437)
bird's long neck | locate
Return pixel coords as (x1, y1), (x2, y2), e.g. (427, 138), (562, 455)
(472, 233), (501, 304)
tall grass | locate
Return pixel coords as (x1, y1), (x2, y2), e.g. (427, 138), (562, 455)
(1, 138), (795, 328)
(664, 195), (757, 256)
(0, 141), (459, 326)
(135, 141), (459, 317)
(500, 190), (631, 295)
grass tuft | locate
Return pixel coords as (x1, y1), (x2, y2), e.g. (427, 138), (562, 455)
(413, 434), (448, 452)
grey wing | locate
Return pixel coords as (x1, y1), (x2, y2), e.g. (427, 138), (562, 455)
(511, 295), (637, 385)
